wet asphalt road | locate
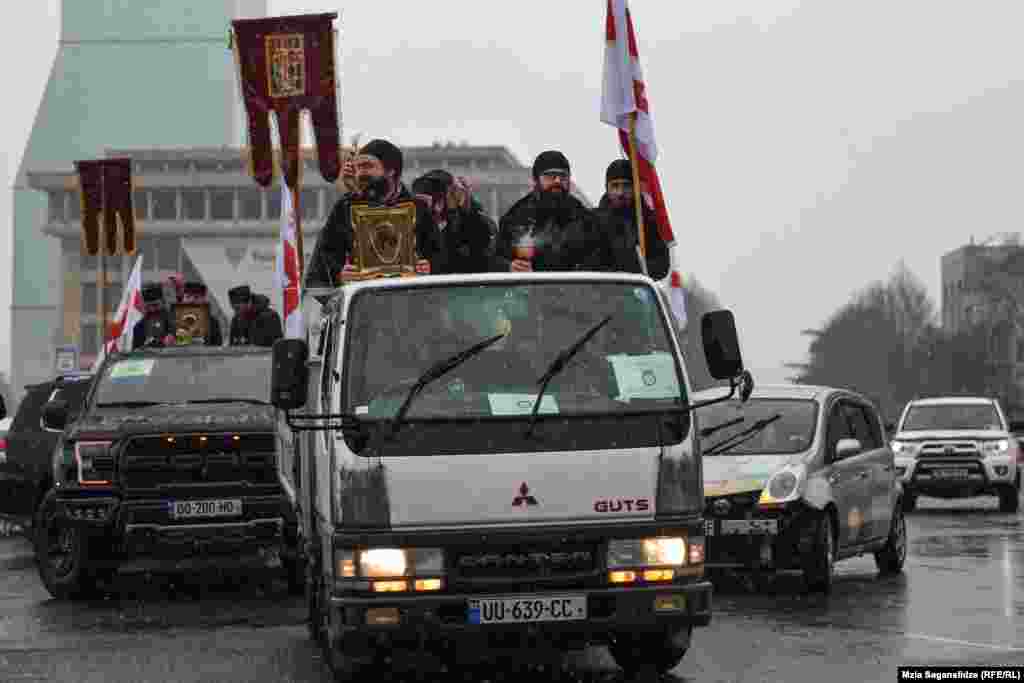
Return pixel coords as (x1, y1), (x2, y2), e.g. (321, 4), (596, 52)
(0, 496), (1022, 683)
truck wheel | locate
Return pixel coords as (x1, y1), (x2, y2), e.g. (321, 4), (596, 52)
(998, 484), (1020, 514)
(901, 493), (917, 513)
(801, 511), (835, 594)
(874, 504), (907, 575)
(34, 493), (99, 600)
(609, 625), (691, 676)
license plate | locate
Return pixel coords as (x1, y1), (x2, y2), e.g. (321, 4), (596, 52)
(934, 469), (969, 479)
(168, 499), (242, 520)
(467, 595), (587, 625)
(719, 519), (778, 535)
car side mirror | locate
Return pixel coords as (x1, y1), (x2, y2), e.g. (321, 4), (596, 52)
(271, 338), (310, 410)
(0, 394), (6, 420)
(41, 399), (69, 433)
(885, 422), (896, 434)
(834, 437), (862, 461)
(701, 310), (745, 380)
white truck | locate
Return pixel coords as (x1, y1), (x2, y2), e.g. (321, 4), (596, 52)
(271, 272), (752, 679)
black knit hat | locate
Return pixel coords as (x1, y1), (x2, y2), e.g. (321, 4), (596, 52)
(141, 283), (164, 303)
(606, 158), (632, 184)
(358, 139), (403, 177)
(228, 285), (252, 304)
(531, 150), (571, 180)
(183, 281), (206, 296)
(411, 171), (449, 197)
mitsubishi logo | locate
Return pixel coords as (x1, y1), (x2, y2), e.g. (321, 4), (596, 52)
(712, 498), (732, 516)
(512, 482), (538, 506)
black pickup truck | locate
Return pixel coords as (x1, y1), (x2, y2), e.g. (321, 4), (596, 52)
(36, 346), (301, 599)
(0, 373), (94, 528)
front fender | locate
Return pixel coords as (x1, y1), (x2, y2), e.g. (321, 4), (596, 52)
(801, 475), (833, 512)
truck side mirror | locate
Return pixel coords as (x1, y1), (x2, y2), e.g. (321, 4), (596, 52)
(701, 310), (745, 380)
(41, 399), (69, 433)
(271, 338), (310, 410)
(1009, 421), (1024, 435)
(0, 394), (5, 420)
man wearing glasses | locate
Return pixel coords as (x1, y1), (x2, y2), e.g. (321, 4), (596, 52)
(493, 150), (608, 272)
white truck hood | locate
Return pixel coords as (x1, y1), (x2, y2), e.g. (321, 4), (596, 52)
(381, 446), (661, 528)
(894, 429), (1010, 441)
(703, 454), (792, 497)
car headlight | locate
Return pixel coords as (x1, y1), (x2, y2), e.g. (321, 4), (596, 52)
(607, 537), (687, 569)
(980, 440), (1009, 454)
(891, 440), (918, 456)
(75, 441), (113, 485)
(758, 465), (805, 507)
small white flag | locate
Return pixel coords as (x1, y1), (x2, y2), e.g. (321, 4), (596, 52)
(277, 185), (303, 339)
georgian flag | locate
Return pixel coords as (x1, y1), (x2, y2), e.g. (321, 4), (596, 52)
(601, 0), (687, 329)
(95, 254), (144, 365)
(277, 184), (303, 339)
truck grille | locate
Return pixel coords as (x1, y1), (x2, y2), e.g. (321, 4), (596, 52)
(705, 491), (761, 519)
(120, 433), (276, 488)
(917, 441), (980, 458)
(452, 543), (597, 584)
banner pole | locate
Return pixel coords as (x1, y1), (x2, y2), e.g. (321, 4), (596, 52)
(627, 112), (648, 275)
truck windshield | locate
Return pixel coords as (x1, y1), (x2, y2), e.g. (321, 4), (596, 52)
(343, 282), (686, 420)
(699, 398), (817, 455)
(93, 354), (271, 407)
(901, 403), (1003, 431)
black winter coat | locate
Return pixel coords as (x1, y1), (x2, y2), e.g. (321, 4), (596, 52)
(131, 310), (174, 350)
(305, 183), (441, 289)
(493, 192), (609, 272)
(589, 194), (670, 280)
(433, 199), (497, 274)
(229, 295), (284, 347)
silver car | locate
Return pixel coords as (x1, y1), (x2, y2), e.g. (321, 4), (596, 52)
(694, 384), (907, 593)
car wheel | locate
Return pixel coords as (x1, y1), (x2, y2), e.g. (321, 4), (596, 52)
(802, 511), (835, 594)
(609, 625), (691, 676)
(34, 492), (99, 600)
(998, 484), (1019, 514)
(901, 493), (917, 513)
(874, 504), (907, 575)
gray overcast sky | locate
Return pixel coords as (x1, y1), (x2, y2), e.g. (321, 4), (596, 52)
(3, 1), (1024, 382)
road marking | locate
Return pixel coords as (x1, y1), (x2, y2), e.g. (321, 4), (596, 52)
(901, 631), (1024, 652)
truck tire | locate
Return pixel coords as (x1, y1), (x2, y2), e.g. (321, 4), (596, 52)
(34, 492), (100, 600)
(609, 625), (691, 676)
(874, 504), (907, 575)
(802, 511), (835, 594)
(998, 482), (1020, 514)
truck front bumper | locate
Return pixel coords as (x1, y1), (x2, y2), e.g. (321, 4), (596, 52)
(327, 581), (711, 658)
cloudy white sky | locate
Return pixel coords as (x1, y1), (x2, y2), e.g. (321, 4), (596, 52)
(3, 1), (1024, 383)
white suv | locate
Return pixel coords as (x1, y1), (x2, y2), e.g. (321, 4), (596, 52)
(891, 397), (1021, 513)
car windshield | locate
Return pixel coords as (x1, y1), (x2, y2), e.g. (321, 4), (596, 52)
(901, 403), (1003, 431)
(699, 398), (818, 455)
(342, 281), (686, 420)
(93, 354), (271, 406)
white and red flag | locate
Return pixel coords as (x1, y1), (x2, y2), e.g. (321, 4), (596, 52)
(96, 253), (144, 364)
(601, 0), (687, 329)
(277, 184), (303, 339)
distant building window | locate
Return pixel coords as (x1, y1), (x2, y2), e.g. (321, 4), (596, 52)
(157, 238), (180, 271)
(80, 324), (98, 356)
(81, 252), (97, 271)
(139, 239), (157, 276)
(211, 189), (235, 221)
(239, 188), (262, 220)
(81, 283), (97, 315)
(301, 188), (319, 221)
(152, 190), (177, 221)
(49, 191), (66, 223)
(68, 192), (81, 221)
(267, 187), (282, 220)
(134, 190), (149, 221)
(181, 189), (205, 221)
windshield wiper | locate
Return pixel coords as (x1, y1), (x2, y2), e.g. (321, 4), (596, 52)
(704, 414), (782, 456)
(525, 315), (613, 438)
(699, 416), (745, 439)
(184, 398), (270, 406)
(389, 333), (508, 438)
(95, 401), (163, 408)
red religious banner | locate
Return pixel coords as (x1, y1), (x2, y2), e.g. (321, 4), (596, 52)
(231, 13), (341, 189)
(74, 157), (136, 257)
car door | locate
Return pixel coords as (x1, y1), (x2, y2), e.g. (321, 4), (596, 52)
(0, 383), (53, 516)
(845, 401), (892, 541)
(823, 398), (873, 549)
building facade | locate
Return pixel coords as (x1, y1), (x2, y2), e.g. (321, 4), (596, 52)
(27, 144), (586, 370)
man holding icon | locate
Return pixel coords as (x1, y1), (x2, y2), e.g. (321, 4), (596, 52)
(493, 150), (607, 272)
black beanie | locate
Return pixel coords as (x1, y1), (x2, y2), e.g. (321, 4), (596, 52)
(141, 283), (164, 303)
(606, 158), (632, 184)
(411, 169), (452, 197)
(228, 285), (252, 303)
(358, 139), (403, 177)
(532, 150), (571, 180)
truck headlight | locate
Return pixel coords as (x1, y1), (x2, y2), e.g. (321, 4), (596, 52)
(607, 537), (686, 569)
(981, 440), (1010, 454)
(891, 440), (917, 456)
(337, 547), (445, 579)
(75, 441), (113, 485)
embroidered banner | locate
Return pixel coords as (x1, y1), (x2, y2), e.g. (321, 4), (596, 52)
(74, 157), (136, 257)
